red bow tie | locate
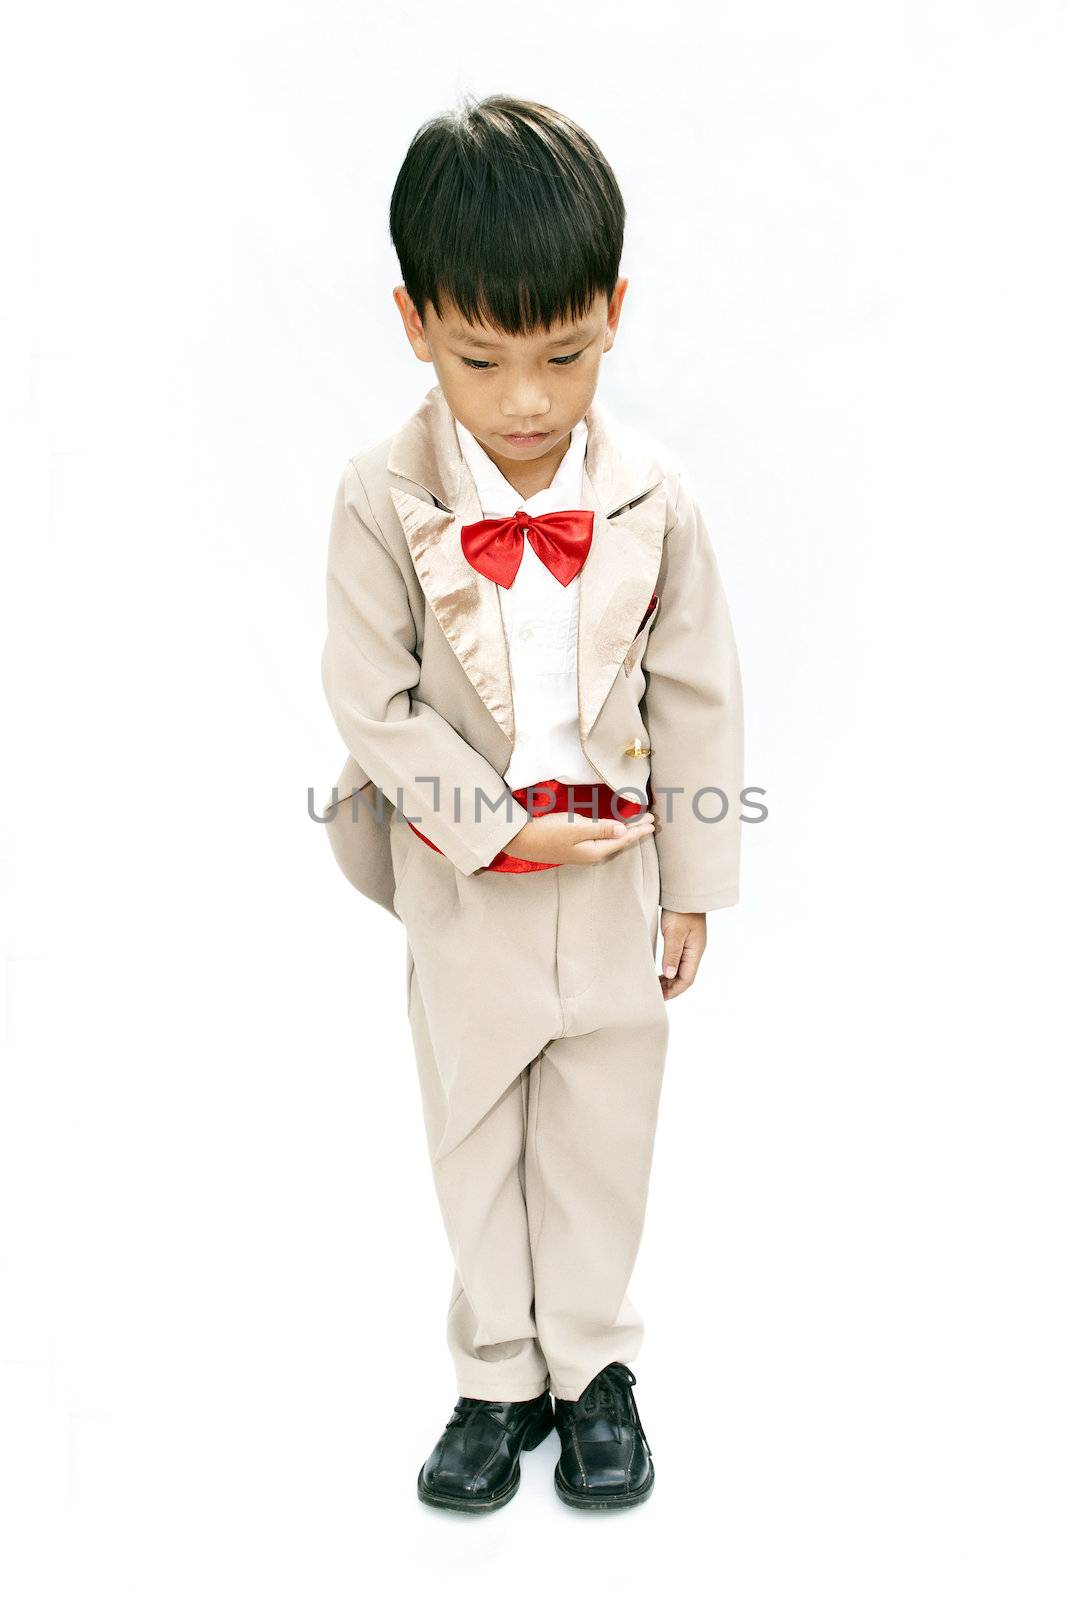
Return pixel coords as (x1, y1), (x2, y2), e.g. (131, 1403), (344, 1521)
(460, 508), (594, 588)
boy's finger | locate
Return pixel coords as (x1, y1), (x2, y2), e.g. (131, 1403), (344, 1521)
(573, 823), (653, 863)
(591, 812), (652, 838)
(579, 818), (628, 840)
(609, 826), (656, 858)
(661, 928), (686, 979)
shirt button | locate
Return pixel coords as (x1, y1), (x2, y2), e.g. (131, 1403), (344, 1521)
(518, 625), (533, 642)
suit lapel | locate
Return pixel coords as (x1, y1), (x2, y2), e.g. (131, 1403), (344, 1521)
(386, 382), (669, 748)
(388, 467), (516, 744)
(575, 457), (669, 745)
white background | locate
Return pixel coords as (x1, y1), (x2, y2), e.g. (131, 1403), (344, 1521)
(2, 2), (1065, 1595)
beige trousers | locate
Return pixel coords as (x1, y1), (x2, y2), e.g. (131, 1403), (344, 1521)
(389, 805), (670, 1402)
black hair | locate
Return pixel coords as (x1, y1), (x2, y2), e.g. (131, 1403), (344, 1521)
(388, 93), (625, 338)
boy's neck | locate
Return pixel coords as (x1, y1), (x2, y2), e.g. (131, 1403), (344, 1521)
(478, 431), (573, 502)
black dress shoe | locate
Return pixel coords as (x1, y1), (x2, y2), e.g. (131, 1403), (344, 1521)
(553, 1362), (654, 1509)
(417, 1390), (554, 1512)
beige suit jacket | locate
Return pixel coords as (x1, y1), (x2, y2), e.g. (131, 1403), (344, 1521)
(320, 382), (743, 918)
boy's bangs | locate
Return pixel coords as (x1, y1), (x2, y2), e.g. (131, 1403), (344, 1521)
(428, 271), (605, 342)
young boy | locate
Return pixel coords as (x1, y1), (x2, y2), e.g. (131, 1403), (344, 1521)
(320, 94), (743, 1512)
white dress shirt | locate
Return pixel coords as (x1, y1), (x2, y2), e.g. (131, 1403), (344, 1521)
(454, 416), (603, 790)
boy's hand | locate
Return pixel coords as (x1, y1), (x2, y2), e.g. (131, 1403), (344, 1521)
(659, 911), (707, 1000)
(505, 810), (656, 865)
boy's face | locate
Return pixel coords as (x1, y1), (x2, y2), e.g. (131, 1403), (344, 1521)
(393, 280), (628, 478)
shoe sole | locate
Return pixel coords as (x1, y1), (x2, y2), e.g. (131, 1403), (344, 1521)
(416, 1402), (555, 1513)
(553, 1457), (655, 1510)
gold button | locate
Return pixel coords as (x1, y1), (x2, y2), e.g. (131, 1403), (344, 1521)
(624, 740), (652, 758)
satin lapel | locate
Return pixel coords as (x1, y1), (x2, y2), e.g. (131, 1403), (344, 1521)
(387, 386), (514, 744)
(577, 390), (669, 741)
(388, 474), (515, 745)
(576, 466), (670, 744)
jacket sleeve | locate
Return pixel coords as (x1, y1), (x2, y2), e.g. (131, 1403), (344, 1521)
(321, 460), (528, 875)
(641, 465), (744, 912)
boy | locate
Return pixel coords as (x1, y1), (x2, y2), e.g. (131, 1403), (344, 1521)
(320, 94), (743, 1511)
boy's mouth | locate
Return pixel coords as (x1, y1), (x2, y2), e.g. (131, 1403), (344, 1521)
(502, 431), (550, 447)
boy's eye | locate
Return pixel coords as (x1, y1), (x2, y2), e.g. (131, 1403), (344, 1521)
(460, 349), (584, 371)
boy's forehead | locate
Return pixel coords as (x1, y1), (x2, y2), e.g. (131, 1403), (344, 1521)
(432, 297), (600, 348)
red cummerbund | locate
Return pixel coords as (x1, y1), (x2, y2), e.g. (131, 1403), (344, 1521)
(406, 777), (652, 874)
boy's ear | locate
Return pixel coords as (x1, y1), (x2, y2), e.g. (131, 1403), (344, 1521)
(393, 285), (433, 362)
(603, 277), (629, 349)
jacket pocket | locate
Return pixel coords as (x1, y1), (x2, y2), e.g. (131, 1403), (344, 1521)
(633, 592), (658, 638)
(624, 593), (659, 676)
